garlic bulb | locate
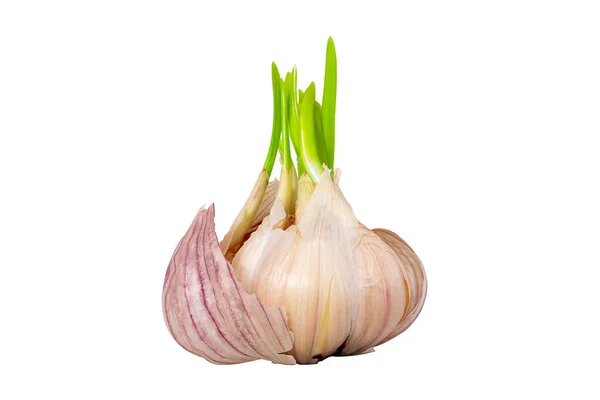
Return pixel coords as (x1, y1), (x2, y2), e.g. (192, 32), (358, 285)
(162, 38), (427, 365)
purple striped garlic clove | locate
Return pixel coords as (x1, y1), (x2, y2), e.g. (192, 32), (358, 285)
(162, 204), (295, 365)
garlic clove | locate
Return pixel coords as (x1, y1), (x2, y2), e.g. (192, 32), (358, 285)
(250, 225), (353, 364)
(163, 204), (295, 365)
(339, 225), (407, 356)
(220, 169), (279, 261)
(372, 228), (427, 343)
(232, 198), (287, 294)
(234, 169), (356, 363)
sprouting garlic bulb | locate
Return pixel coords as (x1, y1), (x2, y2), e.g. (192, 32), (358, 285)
(232, 169), (425, 363)
(162, 37), (427, 365)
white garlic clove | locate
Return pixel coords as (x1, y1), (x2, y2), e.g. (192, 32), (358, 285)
(234, 169), (356, 363)
(232, 198), (287, 294)
(162, 204), (295, 365)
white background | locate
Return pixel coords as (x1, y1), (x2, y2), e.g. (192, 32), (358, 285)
(1, 1), (599, 399)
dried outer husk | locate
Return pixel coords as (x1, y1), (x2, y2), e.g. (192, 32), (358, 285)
(162, 205), (295, 365)
(220, 170), (279, 261)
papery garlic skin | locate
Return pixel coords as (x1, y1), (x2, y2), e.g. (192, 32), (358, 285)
(162, 205), (295, 365)
(232, 169), (421, 364)
(220, 170), (279, 262)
